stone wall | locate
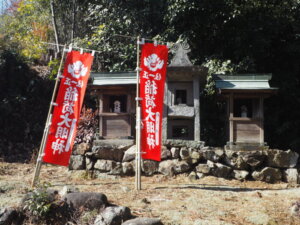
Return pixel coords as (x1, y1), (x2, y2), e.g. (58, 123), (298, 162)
(70, 140), (300, 184)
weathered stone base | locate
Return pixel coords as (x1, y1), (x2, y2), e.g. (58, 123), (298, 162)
(70, 140), (300, 184)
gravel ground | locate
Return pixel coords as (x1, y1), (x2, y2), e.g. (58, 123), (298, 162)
(1, 162), (300, 225)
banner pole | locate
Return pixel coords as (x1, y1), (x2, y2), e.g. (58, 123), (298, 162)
(135, 36), (142, 190)
(31, 46), (67, 187)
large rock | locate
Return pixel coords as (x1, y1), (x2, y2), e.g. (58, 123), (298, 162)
(163, 139), (204, 149)
(267, 149), (299, 168)
(63, 192), (107, 210)
(94, 205), (131, 225)
(189, 150), (202, 164)
(161, 146), (171, 160)
(252, 167), (282, 183)
(109, 163), (123, 175)
(224, 151), (249, 170)
(241, 151), (266, 168)
(0, 208), (23, 225)
(92, 140), (134, 162)
(188, 171), (198, 181)
(202, 148), (223, 162)
(179, 147), (189, 160)
(142, 160), (159, 176)
(174, 160), (190, 174)
(195, 164), (211, 175)
(94, 160), (117, 172)
(170, 147), (180, 159)
(86, 157), (95, 170)
(158, 159), (190, 176)
(122, 145), (136, 162)
(69, 155), (85, 170)
(122, 217), (163, 225)
(73, 143), (91, 155)
(232, 170), (249, 181)
(122, 162), (135, 176)
(158, 160), (176, 176)
(283, 168), (299, 184)
(213, 163), (232, 178)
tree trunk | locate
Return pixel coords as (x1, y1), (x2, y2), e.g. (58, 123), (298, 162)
(71, 0), (76, 42)
(50, 0), (60, 57)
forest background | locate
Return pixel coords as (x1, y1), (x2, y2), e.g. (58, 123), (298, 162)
(0, 0), (300, 162)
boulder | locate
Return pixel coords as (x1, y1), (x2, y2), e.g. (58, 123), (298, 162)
(196, 173), (205, 179)
(122, 162), (135, 176)
(161, 146), (171, 160)
(201, 149), (222, 162)
(232, 170), (249, 181)
(163, 139), (204, 149)
(0, 208), (22, 225)
(86, 157), (95, 170)
(92, 146), (125, 162)
(188, 171), (198, 181)
(122, 217), (163, 225)
(252, 167), (282, 183)
(94, 205), (131, 225)
(122, 145), (136, 162)
(241, 151), (266, 168)
(158, 160), (176, 176)
(73, 143), (91, 155)
(109, 163), (123, 175)
(63, 192), (107, 210)
(283, 168), (299, 184)
(69, 155), (85, 170)
(179, 147), (189, 160)
(195, 164), (211, 175)
(94, 160), (117, 172)
(224, 153), (249, 170)
(174, 160), (190, 174)
(267, 149), (299, 168)
(213, 163), (232, 178)
(170, 147), (180, 159)
(189, 150), (202, 164)
(142, 160), (159, 176)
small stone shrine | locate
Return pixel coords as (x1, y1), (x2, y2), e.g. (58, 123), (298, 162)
(213, 74), (278, 150)
(89, 41), (207, 142)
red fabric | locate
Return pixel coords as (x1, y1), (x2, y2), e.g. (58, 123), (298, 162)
(140, 43), (168, 161)
(43, 51), (94, 166)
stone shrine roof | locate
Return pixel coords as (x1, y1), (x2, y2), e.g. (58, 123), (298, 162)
(213, 74), (278, 93)
(90, 72), (136, 86)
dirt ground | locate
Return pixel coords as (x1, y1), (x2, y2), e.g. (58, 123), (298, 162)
(1, 162), (300, 225)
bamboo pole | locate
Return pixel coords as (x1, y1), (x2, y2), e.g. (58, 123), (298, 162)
(31, 46), (67, 187)
(135, 36), (142, 190)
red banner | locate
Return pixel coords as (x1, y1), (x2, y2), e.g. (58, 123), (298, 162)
(43, 51), (94, 166)
(140, 43), (168, 161)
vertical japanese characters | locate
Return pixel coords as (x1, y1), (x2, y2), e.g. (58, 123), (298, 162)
(140, 43), (168, 161)
(43, 51), (94, 166)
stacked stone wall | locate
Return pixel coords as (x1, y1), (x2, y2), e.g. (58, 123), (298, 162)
(69, 140), (300, 184)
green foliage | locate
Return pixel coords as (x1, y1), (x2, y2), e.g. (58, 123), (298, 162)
(23, 182), (53, 218)
(47, 58), (60, 80)
(0, 0), (51, 62)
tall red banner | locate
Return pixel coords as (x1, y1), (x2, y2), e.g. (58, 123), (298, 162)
(140, 43), (168, 161)
(43, 51), (94, 166)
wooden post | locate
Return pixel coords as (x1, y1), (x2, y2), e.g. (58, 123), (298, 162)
(193, 74), (200, 141)
(229, 93), (234, 144)
(99, 93), (103, 137)
(32, 46), (67, 187)
(162, 77), (168, 140)
(135, 36), (142, 190)
(259, 96), (264, 145)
